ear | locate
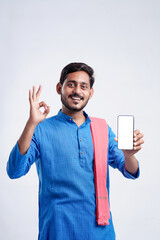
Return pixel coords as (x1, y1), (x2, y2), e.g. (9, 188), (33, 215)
(56, 82), (62, 95)
(89, 87), (94, 99)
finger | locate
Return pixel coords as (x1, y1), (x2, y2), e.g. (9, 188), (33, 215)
(32, 86), (36, 101)
(134, 139), (144, 146)
(43, 106), (50, 118)
(36, 85), (42, 100)
(138, 132), (144, 139)
(134, 132), (144, 142)
(39, 101), (47, 108)
(134, 129), (140, 137)
(29, 89), (33, 105)
(114, 137), (118, 142)
(133, 145), (142, 151)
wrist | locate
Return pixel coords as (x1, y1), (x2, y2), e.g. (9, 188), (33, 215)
(124, 155), (139, 175)
(124, 154), (135, 163)
(123, 150), (134, 158)
(27, 118), (39, 128)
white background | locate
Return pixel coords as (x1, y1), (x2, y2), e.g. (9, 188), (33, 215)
(1, 0), (160, 239)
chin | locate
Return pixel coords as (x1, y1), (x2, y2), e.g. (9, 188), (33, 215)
(61, 95), (88, 112)
(68, 106), (84, 112)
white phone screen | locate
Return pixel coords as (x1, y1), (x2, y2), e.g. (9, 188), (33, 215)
(117, 115), (134, 150)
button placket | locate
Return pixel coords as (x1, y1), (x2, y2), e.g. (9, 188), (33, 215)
(77, 128), (85, 168)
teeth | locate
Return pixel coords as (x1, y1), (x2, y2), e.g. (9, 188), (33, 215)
(71, 97), (80, 100)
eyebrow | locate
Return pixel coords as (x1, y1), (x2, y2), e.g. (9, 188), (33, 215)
(66, 80), (88, 85)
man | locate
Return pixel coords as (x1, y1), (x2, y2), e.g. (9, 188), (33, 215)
(7, 62), (144, 240)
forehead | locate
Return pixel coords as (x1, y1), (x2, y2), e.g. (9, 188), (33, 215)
(65, 71), (90, 84)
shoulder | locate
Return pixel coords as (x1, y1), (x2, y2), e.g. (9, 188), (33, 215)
(34, 115), (58, 134)
(38, 115), (58, 127)
(89, 116), (111, 130)
(33, 115), (60, 141)
(89, 116), (115, 137)
(89, 116), (116, 144)
(89, 116), (107, 124)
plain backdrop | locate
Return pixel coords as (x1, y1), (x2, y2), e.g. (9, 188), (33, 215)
(1, 0), (160, 239)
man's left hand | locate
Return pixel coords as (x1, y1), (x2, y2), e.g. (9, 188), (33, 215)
(123, 129), (144, 157)
(114, 129), (144, 157)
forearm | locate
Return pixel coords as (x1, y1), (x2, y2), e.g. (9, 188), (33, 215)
(124, 154), (139, 175)
(17, 119), (38, 155)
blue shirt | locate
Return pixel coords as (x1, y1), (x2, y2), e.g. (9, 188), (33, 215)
(7, 110), (140, 240)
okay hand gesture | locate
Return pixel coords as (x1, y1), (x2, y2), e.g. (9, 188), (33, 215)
(29, 85), (50, 125)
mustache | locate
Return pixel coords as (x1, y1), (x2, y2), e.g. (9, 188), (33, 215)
(69, 94), (84, 100)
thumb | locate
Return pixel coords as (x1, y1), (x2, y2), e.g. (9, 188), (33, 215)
(114, 137), (118, 142)
(43, 106), (50, 118)
(29, 89), (33, 105)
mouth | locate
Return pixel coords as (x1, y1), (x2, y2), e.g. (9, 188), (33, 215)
(70, 96), (83, 101)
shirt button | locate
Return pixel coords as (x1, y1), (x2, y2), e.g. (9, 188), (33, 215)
(81, 152), (83, 154)
(80, 139), (82, 141)
(69, 118), (72, 121)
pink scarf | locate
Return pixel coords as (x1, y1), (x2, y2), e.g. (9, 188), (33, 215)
(90, 117), (110, 226)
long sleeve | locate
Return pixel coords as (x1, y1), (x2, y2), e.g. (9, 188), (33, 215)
(7, 126), (40, 179)
(108, 125), (140, 179)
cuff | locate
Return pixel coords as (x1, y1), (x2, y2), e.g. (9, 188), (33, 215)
(122, 160), (140, 179)
(15, 141), (30, 164)
(7, 142), (30, 179)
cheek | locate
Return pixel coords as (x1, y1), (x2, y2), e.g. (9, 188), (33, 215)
(61, 88), (71, 98)
(84, 91), (91, 99)
(61, 86), (67, 95)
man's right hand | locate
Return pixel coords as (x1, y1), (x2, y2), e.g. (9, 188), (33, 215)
(29, 85), (50, 125)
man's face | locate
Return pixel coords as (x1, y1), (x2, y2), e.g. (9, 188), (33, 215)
(58, 71), (93, 112)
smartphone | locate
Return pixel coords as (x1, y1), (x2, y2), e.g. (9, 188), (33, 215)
(117, 115), (134, 150)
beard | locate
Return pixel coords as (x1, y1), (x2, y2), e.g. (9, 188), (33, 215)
(60, 93), (90, 112)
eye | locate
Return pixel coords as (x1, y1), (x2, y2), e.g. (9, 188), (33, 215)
(81, 85), (88, 89)
(68, 83), (75, 87)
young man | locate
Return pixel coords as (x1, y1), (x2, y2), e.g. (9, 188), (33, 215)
(7, 62), (144, 240)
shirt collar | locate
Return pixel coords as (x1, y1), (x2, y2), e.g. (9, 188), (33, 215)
(57, 109), (91, 126)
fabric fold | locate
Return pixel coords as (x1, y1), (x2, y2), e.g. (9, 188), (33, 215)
(90, 117), (110, 226)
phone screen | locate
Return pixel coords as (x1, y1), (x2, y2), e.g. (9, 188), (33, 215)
(117, 115), (134, 150)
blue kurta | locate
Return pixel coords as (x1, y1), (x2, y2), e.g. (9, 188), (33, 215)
(7, 110), (139, 240)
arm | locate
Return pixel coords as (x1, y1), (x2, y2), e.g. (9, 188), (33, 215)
(124, 155), (138, 176)
(18, 85), (50, 155)
(108, 126), (144, 179)
(7, 85), (50, 178)
(17, 119), (38, 155)
(117, 129), (144, 176)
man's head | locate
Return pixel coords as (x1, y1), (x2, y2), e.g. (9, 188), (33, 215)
(59, 62), (95, 88)
(56, 62), (95, 112)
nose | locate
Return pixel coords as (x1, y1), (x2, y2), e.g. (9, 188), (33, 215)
(72, 84), (82, 95)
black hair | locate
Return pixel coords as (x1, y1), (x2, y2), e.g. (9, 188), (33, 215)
(59, 62), (95, 88)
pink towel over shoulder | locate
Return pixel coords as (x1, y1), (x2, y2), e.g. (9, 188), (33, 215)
(90, 117), (110, 226)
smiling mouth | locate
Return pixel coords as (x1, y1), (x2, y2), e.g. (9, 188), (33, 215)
(70, 96), (83, 101)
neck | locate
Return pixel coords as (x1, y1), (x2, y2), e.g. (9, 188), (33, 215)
(61, 106), (86, 127)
